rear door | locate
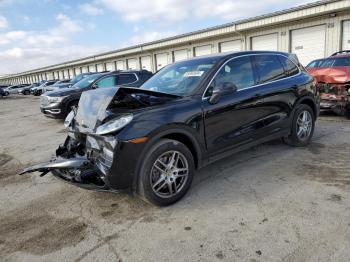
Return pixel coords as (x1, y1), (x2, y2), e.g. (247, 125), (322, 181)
(203, 56), (266, 155)
(252, 54), (301, 134)
(117, 74), (138, 87)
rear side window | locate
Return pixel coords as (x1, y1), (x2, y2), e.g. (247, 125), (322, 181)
(279, 56), (299, 77)
(117, 74), (137, 85)
(254, 55), (285, 84)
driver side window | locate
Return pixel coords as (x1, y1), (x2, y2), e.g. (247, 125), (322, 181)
(95, 76), (116, 88)
(205, 56), (255, 97)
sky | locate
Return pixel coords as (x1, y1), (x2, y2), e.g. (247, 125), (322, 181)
(0, 0), (312, 75)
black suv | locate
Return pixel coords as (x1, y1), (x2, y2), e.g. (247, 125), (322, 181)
(21, 51), (319, 206)
(40, 70), (153, 118)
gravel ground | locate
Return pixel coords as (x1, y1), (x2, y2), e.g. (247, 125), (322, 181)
(0, 95), (350, 262)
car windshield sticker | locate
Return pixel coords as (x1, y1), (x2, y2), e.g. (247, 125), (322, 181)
(183, 71), (204, 77)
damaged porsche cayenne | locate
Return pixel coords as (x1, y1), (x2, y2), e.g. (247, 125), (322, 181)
(20, 51), (320, 206)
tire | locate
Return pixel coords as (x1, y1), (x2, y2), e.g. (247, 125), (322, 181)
(283, 104), (315, 147)
(4, 91), (9, 96)
(137, 139), (195, 206)
(65, 100), (79, 116)
(24, 90), (30, 95)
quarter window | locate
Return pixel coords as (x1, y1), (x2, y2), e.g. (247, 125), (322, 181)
(207, 56), (255, 96)
(254, 55), (285, 84)
(118, 74), (137, 85)
(279, 56), (299, 77)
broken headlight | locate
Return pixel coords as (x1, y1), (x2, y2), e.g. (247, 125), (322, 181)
(95, 114), (133, 135)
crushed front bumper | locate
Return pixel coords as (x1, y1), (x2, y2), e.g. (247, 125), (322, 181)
(19, 132), (122, 192)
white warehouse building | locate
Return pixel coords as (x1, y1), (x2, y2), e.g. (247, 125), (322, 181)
(1, 0), (350, 85)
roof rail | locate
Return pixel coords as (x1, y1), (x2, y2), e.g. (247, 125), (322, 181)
(330, 50), (350, 56)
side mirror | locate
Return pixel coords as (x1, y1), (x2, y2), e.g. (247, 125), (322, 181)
(91, 83), (97, 89)
(208, 82), (237, 104)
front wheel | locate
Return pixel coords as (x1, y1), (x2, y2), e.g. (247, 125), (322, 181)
(283, 104), (315, 147)
(4, 91), (9, 96)
(137, 139), (195, 206)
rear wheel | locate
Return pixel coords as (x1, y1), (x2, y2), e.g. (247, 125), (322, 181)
(137, 139), (194, 206)
(24, 90), (30, 95)
(4, 91), (9, 96)
(283, 104), (315, 147)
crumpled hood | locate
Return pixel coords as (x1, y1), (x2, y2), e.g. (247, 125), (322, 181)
(308, 67), (350, 84)
(73, 86), (179, 134)
(74, 87), (118, 133)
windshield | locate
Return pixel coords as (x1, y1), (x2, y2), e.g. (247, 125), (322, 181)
(320, 57), (350, 67)
(141, 57), (218, 96)
(73, 74), (102, 89)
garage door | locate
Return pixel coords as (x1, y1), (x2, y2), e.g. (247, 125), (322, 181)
(291, 25), (326, 66)
(342, 20), (350, 50)
(141, 56), (152, 71)
(220, 40), (242, 52)
(105, 62), (115, 71)
(194, 45), (212, 57)
(59, 71), (64, 79)
(69, 69), (74, 78)
(155, 53), (169, 70)
(116, 61), (125, 70)
(75, 68), (81, 75)
(251, 33), (278, 51)
(127, 58), (137, 70)
(96, 64), (104, 72)
(174, 49), (188, 62)
(63, 70), (69, 79)
(81, 67), (88, 73)
(88, 65), (96, 72)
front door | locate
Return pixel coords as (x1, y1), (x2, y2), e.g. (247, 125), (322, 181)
(203, 56), (266, 155)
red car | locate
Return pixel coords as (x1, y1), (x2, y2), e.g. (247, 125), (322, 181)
(306, 51), (350, 117)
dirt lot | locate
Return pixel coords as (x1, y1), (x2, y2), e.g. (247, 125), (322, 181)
(0, 95), (350, 262)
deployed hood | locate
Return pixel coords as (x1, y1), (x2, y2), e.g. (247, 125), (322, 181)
(309, 67), (350, 84)
(73, 86), (179, 133)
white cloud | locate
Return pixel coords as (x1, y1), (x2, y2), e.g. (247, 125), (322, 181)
(0, 14), (107, 74)
(79, 3), (104, 16)
(0, 45), (108, 74)
(99, 0), (310, 22)
(0, 15), (8, 29)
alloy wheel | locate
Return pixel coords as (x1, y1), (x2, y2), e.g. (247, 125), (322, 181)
(150, 150), (189, 198)
(296, 110), (313, 140)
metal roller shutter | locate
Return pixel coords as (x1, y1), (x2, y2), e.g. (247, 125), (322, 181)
(174, 49), (188, 62)
(220, 40), (241, 52)
(116, 61), (125, 70)
(342, 20), (350, 50)
(75, 68), (81, 75)
(97, 64), (104, 72)
(194, 45), (212, 57)
(291, 25), (326, 66)
(69, 69), (74, 78)
(88, 65), (96, 72)
(59, 71), (64, 79)
(155, 53), (169, 70)
(105, 62), (115, 71)
(141, 56), (152, 71)
(251, 33), (278, 51)
(127, 58), (137, 70)
(81, 67), (88, 73)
